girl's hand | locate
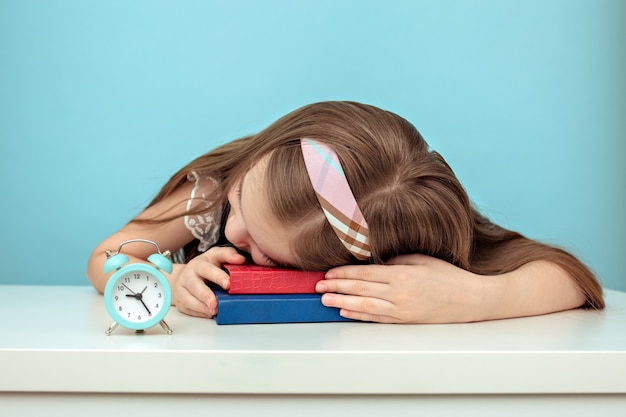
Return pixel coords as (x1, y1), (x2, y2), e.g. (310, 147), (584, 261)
(316, 254), (484, 324)
(172, 246), (246, 318)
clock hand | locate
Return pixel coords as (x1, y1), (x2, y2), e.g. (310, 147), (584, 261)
(138, 287), (152, 315)
(122, 284), (136, 294)
(124, 292), (152, 316)
(139, 299), (152, 316)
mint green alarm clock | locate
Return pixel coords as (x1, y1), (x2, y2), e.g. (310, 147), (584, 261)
(103, 239), (173, 335)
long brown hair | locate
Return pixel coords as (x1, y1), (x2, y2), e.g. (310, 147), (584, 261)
(139, 101), (605, 309)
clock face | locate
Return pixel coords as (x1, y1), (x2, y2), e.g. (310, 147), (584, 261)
(104, 263), (172, 330)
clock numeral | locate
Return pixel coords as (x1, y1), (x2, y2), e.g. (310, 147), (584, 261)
(118, 306), (123, 311)
(138, 315), (142, 321)
(114, 296), (118, 301)
(124, 277), (130, 283)
(134, 274), (141, 279)
(117, 285), (125, 292)
(154, 283), (158, 288)
(158, 292), (162, 298)
(155, 303), (160, 309)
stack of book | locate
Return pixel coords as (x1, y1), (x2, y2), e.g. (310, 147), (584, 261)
(210, 264), (352, 325)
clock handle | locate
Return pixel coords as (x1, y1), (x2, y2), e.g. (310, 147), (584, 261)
(110, 239), (170, 258)
(105, 239), (173, 274)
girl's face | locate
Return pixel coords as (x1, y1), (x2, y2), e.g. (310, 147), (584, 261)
(224, 157), (296, 267)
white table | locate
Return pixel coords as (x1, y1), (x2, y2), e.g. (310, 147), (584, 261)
(1, 285), (625, 416)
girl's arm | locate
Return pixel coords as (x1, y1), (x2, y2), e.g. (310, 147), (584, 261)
(316, 254), (589, 323)
(86, 182), (197, 293)
(86, 182), (243, 317)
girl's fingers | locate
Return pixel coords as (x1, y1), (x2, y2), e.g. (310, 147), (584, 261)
(193, 248), (246, 290)
(316, 277), (389, 299)
(191, 259), (230, 289)
(320, 292), (398, 322)
(339, 309), (399, 324)
(173, 246), (247, 318)
(325, 264), (393, 284)
(174, 284), (215, 318)
(201, 245), (247, 265)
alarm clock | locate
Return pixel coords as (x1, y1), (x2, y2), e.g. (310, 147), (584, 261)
(103, 239), (173, 335)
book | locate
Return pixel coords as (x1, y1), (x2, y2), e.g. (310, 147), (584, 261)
(209, 284), (352, 325)
(223, 264), (325, 294)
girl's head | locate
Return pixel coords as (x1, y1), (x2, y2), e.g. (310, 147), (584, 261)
(144, 100), (603, 310)
(223, 101), (475, 271)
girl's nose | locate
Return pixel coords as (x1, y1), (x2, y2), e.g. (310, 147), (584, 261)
(224, 212), (250, 253)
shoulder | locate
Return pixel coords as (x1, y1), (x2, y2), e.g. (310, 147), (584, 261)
(186, 171), (220, 210)
(135, 172), (220, 222)
(183, 171), (224, 253)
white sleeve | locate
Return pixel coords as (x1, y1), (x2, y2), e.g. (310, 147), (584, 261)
(183, 171), (223, 253)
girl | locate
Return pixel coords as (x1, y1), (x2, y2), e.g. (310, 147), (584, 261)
(87, 101), (604, 323)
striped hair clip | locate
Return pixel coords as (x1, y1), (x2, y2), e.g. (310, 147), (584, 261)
(300, 138), (371, 260)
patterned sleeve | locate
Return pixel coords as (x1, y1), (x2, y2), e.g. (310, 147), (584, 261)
(183, 171), (223, 253)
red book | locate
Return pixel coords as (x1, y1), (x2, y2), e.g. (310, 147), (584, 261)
(223, 264), (325, 294)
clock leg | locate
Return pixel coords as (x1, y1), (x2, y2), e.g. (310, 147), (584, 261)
(105, 322), (119, 335)
(159, 319), (173, 334)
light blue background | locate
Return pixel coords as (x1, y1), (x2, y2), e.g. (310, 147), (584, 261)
(1, 0), (624, 291)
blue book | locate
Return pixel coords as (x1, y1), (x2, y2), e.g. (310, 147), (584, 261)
(210, 284), (352, 325)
